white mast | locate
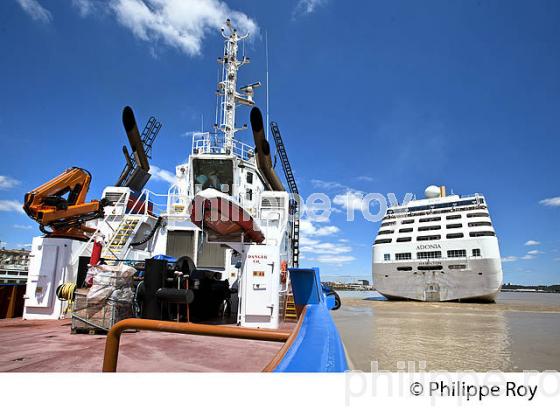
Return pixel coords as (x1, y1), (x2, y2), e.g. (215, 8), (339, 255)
(217, 19), (260, 152)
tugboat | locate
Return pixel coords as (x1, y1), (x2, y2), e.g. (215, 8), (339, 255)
(3, 20), (348, 373)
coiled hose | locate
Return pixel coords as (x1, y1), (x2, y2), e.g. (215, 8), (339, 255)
(56, 282), (77, 315)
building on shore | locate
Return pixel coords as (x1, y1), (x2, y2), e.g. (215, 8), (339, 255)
(0, 248), (30, 318)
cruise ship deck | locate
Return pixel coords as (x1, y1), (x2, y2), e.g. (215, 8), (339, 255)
(0, 318), (289, 372)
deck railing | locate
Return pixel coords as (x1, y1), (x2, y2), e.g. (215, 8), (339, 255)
(191, 132), (255, 161)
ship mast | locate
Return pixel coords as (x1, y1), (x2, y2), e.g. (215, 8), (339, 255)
(217, 19), (260, 152)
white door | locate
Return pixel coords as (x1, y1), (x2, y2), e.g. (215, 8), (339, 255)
(26, 244), (59, 308)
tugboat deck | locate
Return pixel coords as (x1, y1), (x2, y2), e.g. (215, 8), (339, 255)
(0, 319), (289, 372)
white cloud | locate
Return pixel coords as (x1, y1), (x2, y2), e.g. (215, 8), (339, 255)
(527, 250), (544, 255)
(13, 224), (32, 230)
(521, 254), (535, 260)
(293, 0), (327, 17)
(357, 176), (375, 182)
(539, 197), (560, 207)
(524, 240), (540, 246)
(300, 241), (351, 255)
(315, 254), (355, 264)
(150, 165), (176, 184)
(0, 200), (24, 213)
(333, 190), (367, 212)
(107, 0), (258, 56)
(0, 176), (20, 190)
(298, 218), (354, 265)
(300, 219), (339, 237)
(16, 0), (52, 23)
(501, 256), (518, 263)
(71, 0), (96, 17)
(310, 179), (348, 191)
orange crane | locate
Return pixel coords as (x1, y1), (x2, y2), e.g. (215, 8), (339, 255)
(23, 167), (106, 240)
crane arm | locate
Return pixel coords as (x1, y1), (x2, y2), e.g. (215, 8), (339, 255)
(23, 167), (105, 239)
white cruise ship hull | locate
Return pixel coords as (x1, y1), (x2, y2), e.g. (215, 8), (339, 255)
(371, 190), (504, 303)
(373, 257), (503, 302)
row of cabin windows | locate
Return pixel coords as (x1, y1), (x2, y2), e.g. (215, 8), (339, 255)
(385, 212), (490, 226)
(395, 264), (468, 271)
(390, 221), (492, 233)
(387, 248), (481, 261)
(386, 198), (485, 215)
(374, 231), (495, 244)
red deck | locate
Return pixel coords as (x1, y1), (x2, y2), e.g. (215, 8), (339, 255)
(0, 319), (285, 372)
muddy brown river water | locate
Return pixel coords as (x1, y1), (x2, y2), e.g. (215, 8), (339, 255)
(332, 291), (560, 372)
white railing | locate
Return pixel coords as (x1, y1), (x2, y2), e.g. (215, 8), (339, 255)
(166, 184), (190, 217)
(191, 132), (255, 161)
(72, 189), (166, 265)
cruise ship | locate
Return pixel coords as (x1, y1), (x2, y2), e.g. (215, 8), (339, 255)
(372, 185), (503, 302)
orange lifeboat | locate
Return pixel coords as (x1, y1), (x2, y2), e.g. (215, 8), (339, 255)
(189, 189), (265, 243)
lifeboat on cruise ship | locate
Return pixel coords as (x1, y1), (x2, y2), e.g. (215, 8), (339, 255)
(189, 188), (265, 243)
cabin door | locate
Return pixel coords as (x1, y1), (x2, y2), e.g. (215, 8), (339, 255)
(241, 251), (275, 325)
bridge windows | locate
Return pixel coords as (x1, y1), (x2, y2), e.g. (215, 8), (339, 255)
(378, 230), (394, 235)
(374, 238), (392, 244)
(446, 214), (462, 220)
(402, 219), (415, 225)
(399, 227), (413, 233)
(472, 248), (481, 257)
(446, 223), (462, 229)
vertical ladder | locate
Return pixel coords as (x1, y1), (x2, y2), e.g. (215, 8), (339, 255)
(140, 116), (162, 160)
(283, 293), (297, 322)
(270, 122), (300, 267)
(120, 116), (162, 187)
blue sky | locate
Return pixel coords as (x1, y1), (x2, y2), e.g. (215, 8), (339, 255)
(0, 0), (559, 284)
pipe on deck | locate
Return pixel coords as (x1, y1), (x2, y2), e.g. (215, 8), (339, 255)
(102, 318), (291, 372)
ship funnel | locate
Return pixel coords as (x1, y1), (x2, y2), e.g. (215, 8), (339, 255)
(250, 107), (285, 192)
(122, 106), (149, 172)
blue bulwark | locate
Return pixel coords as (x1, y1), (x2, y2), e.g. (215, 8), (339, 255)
(274, 268), (349, 372)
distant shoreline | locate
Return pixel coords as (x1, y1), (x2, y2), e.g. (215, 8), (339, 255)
(330, 288), (560, 294)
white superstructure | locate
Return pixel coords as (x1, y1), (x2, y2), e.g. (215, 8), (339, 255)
(24, 21), (296, 328)
(372, 185), (503, 302)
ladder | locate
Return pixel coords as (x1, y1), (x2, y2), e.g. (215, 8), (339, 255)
(270, 122), (300, 267)
(101, 215), (146, 263)
(283, 293), (297, 322)
(140, 116), (162, 160)
(120, 116), (162, 187)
